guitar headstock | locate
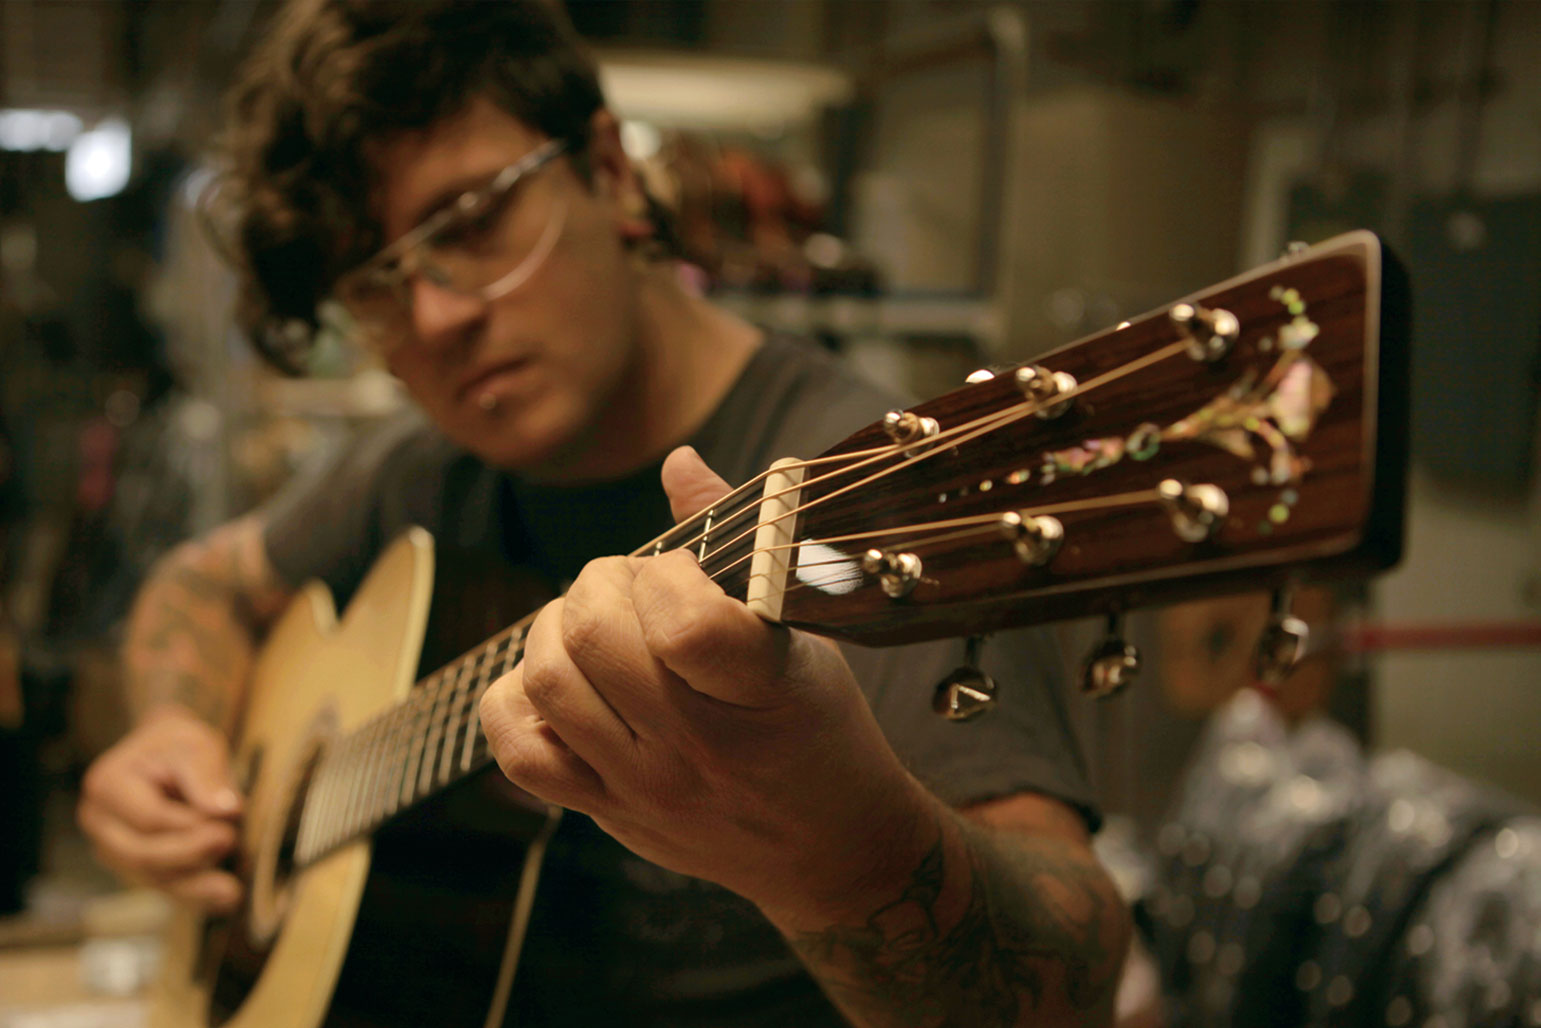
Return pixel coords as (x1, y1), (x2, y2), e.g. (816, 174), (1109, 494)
(767, 231), (1409, 648)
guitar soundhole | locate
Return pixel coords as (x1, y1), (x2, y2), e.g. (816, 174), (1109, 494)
(248, 738), (325, 947)
(202, 712), (335, 1026)
(272, 750), (317, 906)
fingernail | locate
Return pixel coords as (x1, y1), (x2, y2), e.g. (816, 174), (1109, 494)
(213, 788), (242, 813)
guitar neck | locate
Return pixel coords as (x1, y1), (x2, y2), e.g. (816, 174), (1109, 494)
(292, 624), (526, 865)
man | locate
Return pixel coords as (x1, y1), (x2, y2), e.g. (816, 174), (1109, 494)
(78, 1), (1130, 1024)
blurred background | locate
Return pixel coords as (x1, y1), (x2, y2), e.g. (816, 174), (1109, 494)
(0, 0), (1537, 1025)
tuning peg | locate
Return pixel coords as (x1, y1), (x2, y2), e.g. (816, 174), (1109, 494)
(1158, 479), (1229, 542)
(998, 511), (1063, 566)
(1254, 585), (1310, 684)
(1013, 364), (1077, 419)
(863, 548), (923, 598)
(882, 409), (939, 446)
(1081, 613), (1140, 699)
(933, 637), (997, 721)
(1170, 301), (1239, 362)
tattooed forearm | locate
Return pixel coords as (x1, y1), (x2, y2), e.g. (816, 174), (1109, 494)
(124, 517), (293, 730)
(790, 815), (1129, 1028)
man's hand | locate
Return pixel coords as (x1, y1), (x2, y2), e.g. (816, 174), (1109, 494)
(77, 704), (244, 912)
(479, 447), (935, 918)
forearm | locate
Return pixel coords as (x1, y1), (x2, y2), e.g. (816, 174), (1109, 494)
(124, 516), (292, 732)
(779, 805), (1130, 1028)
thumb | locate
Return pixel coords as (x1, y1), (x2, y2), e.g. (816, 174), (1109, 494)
(164, 731), (243, 819)
(661, 446), (733, 524)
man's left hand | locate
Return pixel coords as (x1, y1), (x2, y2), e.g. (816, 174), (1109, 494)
(478, 447), (934, 919)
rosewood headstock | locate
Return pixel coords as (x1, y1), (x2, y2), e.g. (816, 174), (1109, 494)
(765, 231), (1409, 654)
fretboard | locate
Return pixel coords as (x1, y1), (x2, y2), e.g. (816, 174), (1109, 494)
(291, 624), (527, 866)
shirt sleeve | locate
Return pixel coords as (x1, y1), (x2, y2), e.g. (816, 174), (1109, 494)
(713, 336), (1101, 830)
(260, 409), (439, 607)
(843, 630), (1101, 831)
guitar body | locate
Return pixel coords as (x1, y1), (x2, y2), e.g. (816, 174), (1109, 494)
(151, 530), (558, 1028)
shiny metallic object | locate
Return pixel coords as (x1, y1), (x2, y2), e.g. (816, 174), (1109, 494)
(1159, 478), (1229, 542)
(1170, 301), (1240, 362)
(1013, 364), (1077, 419)
(862, 548), (923, 598)
(998, 511), (1064, 566)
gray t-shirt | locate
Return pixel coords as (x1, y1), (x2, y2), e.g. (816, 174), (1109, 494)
(263, 333), (1096, 1025)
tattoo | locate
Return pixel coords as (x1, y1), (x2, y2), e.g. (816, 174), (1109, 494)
(790, 819), (1125, 1027)
(124, 518), (293, 729)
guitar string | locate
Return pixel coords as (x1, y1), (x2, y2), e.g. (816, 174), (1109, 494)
(630, 335), (1187, 570)
(769, 489), (1171, 602)
(688, 337), (1191, 587)
(301, 335), (1195, 856)
(680, 338), (1191, 580)
(755, 487), (1167, 569)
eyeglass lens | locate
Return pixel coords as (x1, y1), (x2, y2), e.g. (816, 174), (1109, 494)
(337, 152), (564, 345)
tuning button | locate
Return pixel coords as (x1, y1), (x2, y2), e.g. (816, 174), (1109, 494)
(933, 668), (997, 721)
(882, 409), (940, 452)
(1254, 585), (1310, 684)
(862, 549), (923, 598)
(933, 636), (997, 721)
(1170, 301), (1239, 362)
(998, 511), (1064, 566)
(1013, 365), (1077, 419)
(1081, 615), (1140, 698)
(1158, 479), (1229, 542)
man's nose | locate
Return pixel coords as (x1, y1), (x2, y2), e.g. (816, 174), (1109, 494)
(409, 276), (487, 350)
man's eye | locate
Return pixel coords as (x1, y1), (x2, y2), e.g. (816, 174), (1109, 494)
(436, 186), (514, 250)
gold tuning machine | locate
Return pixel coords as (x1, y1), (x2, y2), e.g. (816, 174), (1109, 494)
(933, 636), (997, 721)
(1170, 301), (1239, 362)
(882, 409), (939, 449)
(998, 511), (1064, 567)
(1158, 479), (1229, 543)
(1254, 585), (1310, 685)
(1080, 613), (1140, 699)
(863, 549), (923, 598)
(1013, 365), (1077, 419)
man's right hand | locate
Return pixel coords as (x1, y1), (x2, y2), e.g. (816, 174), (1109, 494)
(78, 704), (245, 913)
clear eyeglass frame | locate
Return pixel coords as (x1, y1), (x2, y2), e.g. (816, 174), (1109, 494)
(333, 136), (571, 348)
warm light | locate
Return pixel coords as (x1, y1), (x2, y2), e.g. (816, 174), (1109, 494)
(620, 119), (662, 160)
(65, 118), (132, 201)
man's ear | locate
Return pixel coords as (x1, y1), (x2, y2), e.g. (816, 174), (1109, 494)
(586, 109), (654, 244)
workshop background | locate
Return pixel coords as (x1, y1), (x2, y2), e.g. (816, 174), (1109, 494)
(1, 1), (1538, 1025)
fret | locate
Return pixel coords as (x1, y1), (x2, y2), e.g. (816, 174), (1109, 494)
(398, 676), (439, 809)
(379, 702), (409, 813)
(294, 749), (328, 860)
(353, 716), (383, 835)
(451, 639), (493, 777)
(337, 721), (372, 841)
(358, 715), (390, 836)
(439, 642), (488, 785)
(464, 631), (518, 771)
(318, 746), (346, 850)
(367, 712), (397, 830)
(316, 744), (345, 854)
(417, 668), (458, 794)
(698, 507), (714, 561)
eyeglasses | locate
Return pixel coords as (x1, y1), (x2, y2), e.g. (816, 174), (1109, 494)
(334, 137), (570, 349)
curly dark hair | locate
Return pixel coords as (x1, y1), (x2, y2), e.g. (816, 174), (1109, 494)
(206, 0), (605, 373)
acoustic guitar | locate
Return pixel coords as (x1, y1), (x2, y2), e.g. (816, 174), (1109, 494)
(150, 230), (1408, 1027)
